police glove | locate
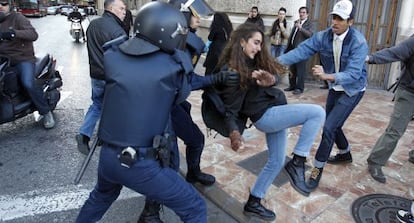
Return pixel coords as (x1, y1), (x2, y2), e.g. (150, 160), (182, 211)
(0, 30), (16, 40)
(211, 70), (240, 87)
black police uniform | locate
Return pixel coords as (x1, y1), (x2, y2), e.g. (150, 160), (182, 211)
(76, 36), (207, 223)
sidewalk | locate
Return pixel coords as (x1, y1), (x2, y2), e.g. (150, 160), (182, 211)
(179, 65), (414, 222)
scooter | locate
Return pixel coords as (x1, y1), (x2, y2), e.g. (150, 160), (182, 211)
(69, 18), (84, 43)
(0, 54), (63, 125)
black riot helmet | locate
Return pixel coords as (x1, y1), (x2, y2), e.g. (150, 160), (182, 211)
(119, 1), (188, 55)
(168, 0), (214, 23)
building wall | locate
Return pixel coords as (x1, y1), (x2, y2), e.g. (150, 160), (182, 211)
(96, 0), (414, 89)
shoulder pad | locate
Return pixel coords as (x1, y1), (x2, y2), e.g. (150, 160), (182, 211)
(103, 35), (129, 51)
(171, 49), (194, 75)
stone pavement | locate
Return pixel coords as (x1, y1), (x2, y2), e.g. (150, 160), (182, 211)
(177, 67), (414, 222)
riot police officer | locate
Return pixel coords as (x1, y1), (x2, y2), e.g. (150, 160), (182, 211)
(75, 2), (206, 222)
(137, 1), (239, 222)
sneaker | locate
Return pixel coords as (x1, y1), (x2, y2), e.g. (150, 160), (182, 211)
(368, 163), (386, 183)
(75, 134), (90, 155)
(43, 111), (55, 129)
(327, 152), (353, 164)
(409, 150), (414, 164)
(396, 209), (414, 223)
(307, 167), (323, 190)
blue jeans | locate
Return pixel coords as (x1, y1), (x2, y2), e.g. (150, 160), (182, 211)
(314, 90), (364, 168)
(76, 145), (207, 223)
(79, 78), (105, 138)
(16, 62), (50, 115)
(271, 45), (286, 58)
(251, 104), (325, 198)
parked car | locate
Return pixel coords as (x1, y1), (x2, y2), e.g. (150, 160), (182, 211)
(47, 6), (59, 15)
(59, 5), (72, 16)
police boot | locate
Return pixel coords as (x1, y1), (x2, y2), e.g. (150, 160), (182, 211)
(243, 194), (276, 221)
(186, 165), (216, 186)
(284, 155), (311, 196)
(137, 200), (163, 223)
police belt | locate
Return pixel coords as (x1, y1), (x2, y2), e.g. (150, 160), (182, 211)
(103, 142), (158, 161)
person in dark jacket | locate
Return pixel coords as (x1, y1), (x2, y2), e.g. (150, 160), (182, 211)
(283, 6), (313, 95)
(75, 2), (207, 222)
(203, 12), (233, 75)
(0, 0), (55, 129)
(122, 8), (133, 36)
(75, 0), (126, 155)
(214, 23), (325, 221)
(366, 34), (414, 183)
(245, 6), (265, 32)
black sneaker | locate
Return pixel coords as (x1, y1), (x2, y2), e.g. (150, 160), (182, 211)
(327, 152), (353, 164)
(396, 209), (414, 223)
(75, 134), (90, 155)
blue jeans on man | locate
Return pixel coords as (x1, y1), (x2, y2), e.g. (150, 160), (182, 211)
(271, 45), (286, 58)
(75, 145), (207, 223)
(313, 89), (365, 167)
(79, 78), (105, 138)
(16, 61), (50, 115)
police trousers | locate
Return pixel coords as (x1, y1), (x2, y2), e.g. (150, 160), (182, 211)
(76, 145), (207, 223)
(171, 101), (205, 171)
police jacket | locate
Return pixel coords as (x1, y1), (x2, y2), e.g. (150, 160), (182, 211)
(98, 38), (193, 147)
(0, 11), (38, 65)
(86, 11), (126, 80)
(367, 34), (414, 94)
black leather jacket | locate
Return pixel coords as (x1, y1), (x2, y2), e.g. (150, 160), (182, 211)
(86, 11), (126, 80)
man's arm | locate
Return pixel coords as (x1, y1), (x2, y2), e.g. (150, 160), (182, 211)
(368, 35), (414, 64)
(12, 14), (38, 41)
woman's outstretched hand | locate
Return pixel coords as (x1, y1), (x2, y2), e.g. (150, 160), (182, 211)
(252, 70), (276, 87)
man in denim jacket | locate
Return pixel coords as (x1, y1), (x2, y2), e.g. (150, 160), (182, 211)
(278, 0), (368, 190)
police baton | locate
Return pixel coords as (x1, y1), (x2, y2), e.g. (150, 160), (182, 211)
(73, 137), (100, 185)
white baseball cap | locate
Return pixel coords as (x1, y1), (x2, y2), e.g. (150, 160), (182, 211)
(330, 0), (353, 20)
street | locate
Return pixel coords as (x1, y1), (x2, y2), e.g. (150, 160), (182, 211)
(0, 15), (237, 223)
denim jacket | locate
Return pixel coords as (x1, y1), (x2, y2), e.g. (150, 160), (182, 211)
(278, 27), (368, 97)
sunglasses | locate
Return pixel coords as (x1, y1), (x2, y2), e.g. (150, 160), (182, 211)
(0, 2), (9, 6)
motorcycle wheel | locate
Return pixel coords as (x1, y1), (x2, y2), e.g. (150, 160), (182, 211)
(75, 32), (80, 43)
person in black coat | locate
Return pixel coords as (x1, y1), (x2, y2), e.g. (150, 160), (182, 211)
(203, 12), (233, 75)
(122, 8), (133, 36)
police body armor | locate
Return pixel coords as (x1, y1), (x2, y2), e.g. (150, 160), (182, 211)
(99, 38), (193, 147)
(186, 31), (205, 67)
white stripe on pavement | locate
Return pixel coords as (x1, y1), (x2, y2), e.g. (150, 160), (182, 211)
(0, 185), (142, 221)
